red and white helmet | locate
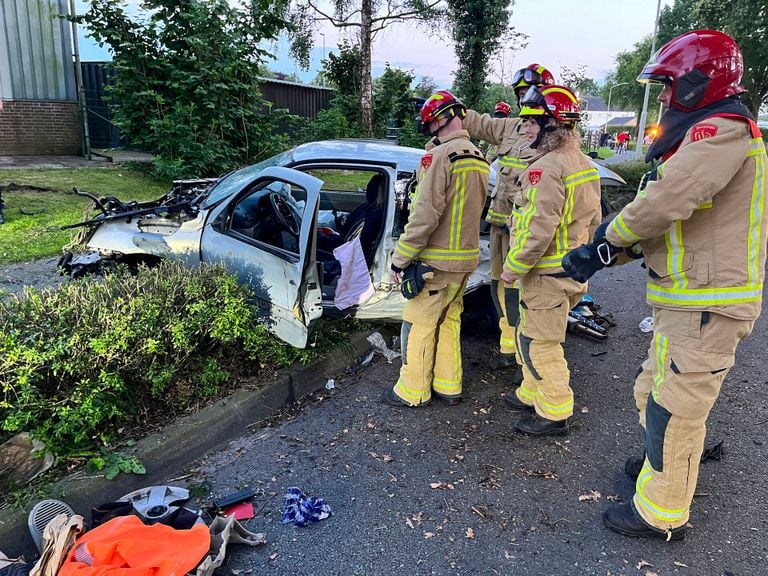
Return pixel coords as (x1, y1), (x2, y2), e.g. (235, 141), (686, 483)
(418, 90), (466, 135)
(519, 85), (580, 125)
(512, 63), (556, 91)
(637, 29), (745, 111)
(494, 101), (511, 117)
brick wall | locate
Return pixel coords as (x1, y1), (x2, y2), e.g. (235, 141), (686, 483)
(0, 100), (82, 155)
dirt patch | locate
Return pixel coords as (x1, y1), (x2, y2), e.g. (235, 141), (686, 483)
(0, 257), (66, 296)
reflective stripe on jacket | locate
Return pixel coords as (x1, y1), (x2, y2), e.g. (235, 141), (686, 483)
(463, 111), (535, 226)
(606, 116), (768, 320)
(505, 148), (602, 275)
(392, 130), (490, 273)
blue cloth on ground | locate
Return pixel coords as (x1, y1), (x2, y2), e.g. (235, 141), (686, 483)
(281, 487), (332, 527)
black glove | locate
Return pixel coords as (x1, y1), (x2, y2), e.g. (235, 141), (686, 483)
(561, 222), (619, 283)
(401, 262), (434, 299)
(638, 166), (659, 194)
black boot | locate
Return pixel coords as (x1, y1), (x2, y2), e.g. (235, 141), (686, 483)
(625, 454), (645, 481)
(434, 392), (462, 406)
(603, 503), (686, 541)
(514, 413), (568, 436)
(382, 388), (430, 408)
(503, 389), (534, 411)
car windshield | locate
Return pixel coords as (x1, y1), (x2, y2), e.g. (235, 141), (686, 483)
(201, 149), (294, 209)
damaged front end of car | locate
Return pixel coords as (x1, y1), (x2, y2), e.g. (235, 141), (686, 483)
(58, 179), (218, 279)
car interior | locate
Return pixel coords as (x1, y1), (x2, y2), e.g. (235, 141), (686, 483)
(229, 169), (396, 302)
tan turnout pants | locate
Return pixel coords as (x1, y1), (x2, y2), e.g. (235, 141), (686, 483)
(632, 308), (754, 531)
(514, 274), (586, 421)
(489, 225), (518, 355)
(393, 270), (469, 406)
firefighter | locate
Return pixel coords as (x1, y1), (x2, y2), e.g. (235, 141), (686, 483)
(482, 101), (512, 162)
(462, 64), (556, 391)
(383, 90), (490, 407)
(562, 30), (767, 540)
(499, 84), (601, 436)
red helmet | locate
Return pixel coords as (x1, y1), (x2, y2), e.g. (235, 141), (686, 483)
(494, 101), (511, 117)
(637, 29), (745, 111)
(512, 63), (555, 90)
(419, 90), (466, 135)
(519, 85), (580, 125)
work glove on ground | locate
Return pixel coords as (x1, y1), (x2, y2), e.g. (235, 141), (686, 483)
(561, 222), (620, 283)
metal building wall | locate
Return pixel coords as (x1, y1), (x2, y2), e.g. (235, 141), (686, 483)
(0, 0), (76, 101)
(258, 77), (333, 119)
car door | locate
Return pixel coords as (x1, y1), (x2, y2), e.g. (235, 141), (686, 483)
(200, 166), (323, 348)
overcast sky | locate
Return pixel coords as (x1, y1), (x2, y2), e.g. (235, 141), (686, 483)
(75, 0), (670, 86)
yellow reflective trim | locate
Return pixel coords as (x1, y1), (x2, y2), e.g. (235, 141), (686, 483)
(508, 186), (538, 261)
(747, 137), (765, 156)
(695, 200), (713, 210)
(665, 220), (687, 290)
(393, 380), (427, 405)
(651, 332), (668, 401)
(505, 254), (532, 273)
(635, 464), (689, 522)
(532, 253), (568, 269)
(421, 248), (479, 261)
(557, 185), (575, 253)
(498, 156), (527, 169)
(536, 392), (573, 416)
(611, 213), (642, 243)
(395, 240), (419, 258)
(450, 171), (466, 250)
(747, 149), (765, 286)
(450, 158), (490, 173)
(520, 106), (545, 117)
(562, 168), (599, 185)
(646, 283), (763, 306)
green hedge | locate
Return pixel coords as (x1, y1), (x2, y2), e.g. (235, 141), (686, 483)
(603, 161), (648, 212)
(0, 262), (326, 458)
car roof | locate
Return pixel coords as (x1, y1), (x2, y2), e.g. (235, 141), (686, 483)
(289, 139), (424, 171)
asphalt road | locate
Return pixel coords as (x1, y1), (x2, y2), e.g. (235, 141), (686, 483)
(184, 260), (768, 576)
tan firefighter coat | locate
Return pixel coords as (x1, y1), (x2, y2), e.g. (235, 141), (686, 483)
(392, 130), (490, 274)
(505, 147), (602, 276)
(606, 116), (768, 321)
(463, 111), (537, 226)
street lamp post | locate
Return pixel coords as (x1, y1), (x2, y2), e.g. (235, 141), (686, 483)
(319, 32), (326, 86)
(635, 0), (662, 160)
(604, 81), (629, 134)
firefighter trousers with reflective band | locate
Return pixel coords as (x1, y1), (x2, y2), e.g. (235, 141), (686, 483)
(394, 270), (469, 405)
(514, 274), (586, 421)
(632, 308), (754, 531)
(489, 225), (518, 355)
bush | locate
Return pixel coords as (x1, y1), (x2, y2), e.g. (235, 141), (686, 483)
(397, 120), (428, 149)
(760, 128), (768, 142)
(0, 262), (309, 458)
(603, 160), (648, 212)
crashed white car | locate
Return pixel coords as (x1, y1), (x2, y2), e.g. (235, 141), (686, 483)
(61, 140), (625, 348)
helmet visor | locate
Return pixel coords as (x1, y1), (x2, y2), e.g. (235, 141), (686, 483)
(512, 68), (543, 88)
(637, 71), (673, 85)
(520, 85), (547, 109)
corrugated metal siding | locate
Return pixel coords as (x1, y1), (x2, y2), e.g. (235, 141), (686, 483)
(259, 79), (333, 119)
(0, 0), (75, 101)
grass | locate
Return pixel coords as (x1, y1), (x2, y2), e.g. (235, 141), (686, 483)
(0, 167), (169, 265)
(595, 147), (615, 159)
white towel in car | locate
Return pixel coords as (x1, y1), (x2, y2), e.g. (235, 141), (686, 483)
(333, 236), (375, 310)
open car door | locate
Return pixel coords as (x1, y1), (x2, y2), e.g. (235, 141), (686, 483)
(200, 167), (323, 348)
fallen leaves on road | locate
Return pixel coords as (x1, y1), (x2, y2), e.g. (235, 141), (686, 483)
(578, 490), (602, 502)
(405, 517), (415, 529)
(424, 532), (435, 539)
(581, 406), (589, 414)
(430, 481), (456, 490)
(369, 452), (394, 462)
(637, 560), (653, 569)
(674, 561), (689, 567)
(606, 494), (622, 502)
(523, 469), (557, 479)
(465, 527), (475, 539)
(471, 505), (492, 519)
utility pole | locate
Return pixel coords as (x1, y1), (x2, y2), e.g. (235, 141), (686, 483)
(634, 0), (662, 160)
(604, 82), (629, 134)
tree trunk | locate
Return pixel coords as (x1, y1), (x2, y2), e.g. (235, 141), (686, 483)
(360, 0), (373, 137)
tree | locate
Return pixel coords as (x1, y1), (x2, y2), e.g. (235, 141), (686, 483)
(289, 1), (444, 136)
(447, 0), (515, 109)
(560, 65), (599, 96)
(604, 0), (768, 118)
(373, 64), (415, 136)
(413, 76), (439, 99)
(71, 0), (293, 178)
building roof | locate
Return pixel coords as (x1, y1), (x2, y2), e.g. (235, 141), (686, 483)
(607, 115), (637, 127)
(583, 95), (607, 111)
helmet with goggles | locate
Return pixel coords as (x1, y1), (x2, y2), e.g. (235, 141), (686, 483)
(519, 85), (580, 125)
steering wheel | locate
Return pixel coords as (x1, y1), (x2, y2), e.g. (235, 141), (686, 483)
(269, 192), (300, 236)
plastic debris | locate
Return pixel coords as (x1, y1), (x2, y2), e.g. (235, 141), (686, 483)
(281, 487), (332, 527)
(366, 331), (401, 363)
(325, 379), (335, 390)
(639, 316), (654, 333)
(360, 350), (376, 367)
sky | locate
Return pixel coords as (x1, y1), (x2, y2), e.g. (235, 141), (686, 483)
(73, 0), (670, 87)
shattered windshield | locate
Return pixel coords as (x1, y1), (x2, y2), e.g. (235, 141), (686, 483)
(201, 149), (294, 209)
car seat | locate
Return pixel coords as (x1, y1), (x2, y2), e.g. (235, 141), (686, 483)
(343, 173), (386, 266)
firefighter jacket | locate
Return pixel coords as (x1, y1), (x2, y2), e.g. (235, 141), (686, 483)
(606, 116), (768, 321)
(463, 111), (536, 226)
(505, 147), (602, 276)
(392, 130), (490, 274)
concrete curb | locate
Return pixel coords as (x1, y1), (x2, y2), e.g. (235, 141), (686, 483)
(0, 327), (396, 556)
